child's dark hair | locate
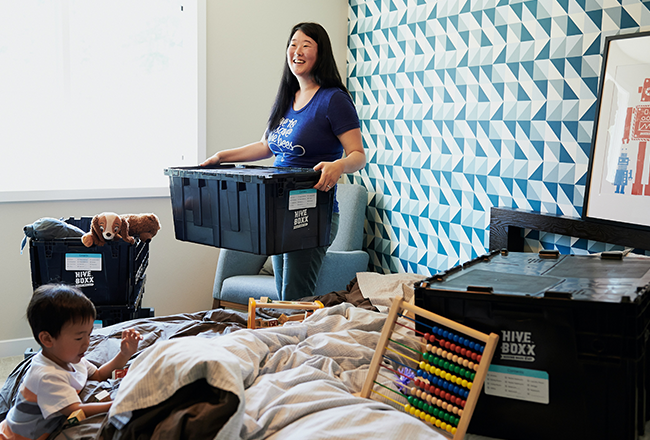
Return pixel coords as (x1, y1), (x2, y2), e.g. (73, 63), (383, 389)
(27, 284), (96, 345)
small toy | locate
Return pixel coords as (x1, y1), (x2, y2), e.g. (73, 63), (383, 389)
(82, 212), (161, 247)
(20, 217), (85, 253)
(112, 367), (128, 380)
(95, 390), (111, 402)
(81, 212), (122, 247)
(65, 408), (86, 426)
(253, 317), (280, 328)
(247, 297), (324, 329)
(252, 312), (313, 329)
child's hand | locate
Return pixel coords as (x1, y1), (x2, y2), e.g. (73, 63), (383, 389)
(120, 328), (142, 358)
(92, 329), (143, 382)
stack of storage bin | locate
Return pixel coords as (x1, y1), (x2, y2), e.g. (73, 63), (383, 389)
(29, 217), (153, 326)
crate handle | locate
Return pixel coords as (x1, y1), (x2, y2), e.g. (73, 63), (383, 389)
(189, 179), (206, 227)
(226, 181), (241, 232)
(293, 181), (316, 190)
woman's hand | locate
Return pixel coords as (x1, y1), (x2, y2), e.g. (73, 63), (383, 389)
(200, 153), (222, 167)
(314, 128), (366, 191)
(313, 161), (345, 192)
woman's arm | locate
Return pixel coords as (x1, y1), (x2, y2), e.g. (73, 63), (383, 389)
(201, 137), (273, 167)
(313, 128), (366, 192)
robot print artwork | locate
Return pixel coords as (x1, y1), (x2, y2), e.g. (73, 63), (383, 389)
(585, 32), (650, 229)
(612, 77), (650, 196)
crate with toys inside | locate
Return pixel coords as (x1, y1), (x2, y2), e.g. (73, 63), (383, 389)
(22, 213), (160, 326)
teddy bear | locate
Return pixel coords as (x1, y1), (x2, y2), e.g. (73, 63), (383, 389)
(119, 213), (161, 244)
(81, 212), (161, 247)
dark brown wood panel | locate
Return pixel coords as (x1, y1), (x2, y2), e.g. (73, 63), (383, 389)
(489, 207), (650, 252)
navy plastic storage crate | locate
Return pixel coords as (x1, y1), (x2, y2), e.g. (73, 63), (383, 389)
(414, 251), (650, 440)
(96, 305), (155, 327)
(29, 217), (149, 308)
(94, 275), (154, 326)
(164, 165), (333, 255)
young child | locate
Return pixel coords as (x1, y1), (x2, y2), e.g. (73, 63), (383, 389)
(0, 284), (142, 440)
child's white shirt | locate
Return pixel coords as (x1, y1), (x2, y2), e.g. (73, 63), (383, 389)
(22, 351), (97, 418)
(1, 351), (98, 439)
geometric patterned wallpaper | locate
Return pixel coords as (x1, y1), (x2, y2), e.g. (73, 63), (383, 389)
(345, 0), (650, 275)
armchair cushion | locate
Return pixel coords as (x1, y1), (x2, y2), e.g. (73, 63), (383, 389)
(212, 250), (267, 300)
(221, 275), (278, 305)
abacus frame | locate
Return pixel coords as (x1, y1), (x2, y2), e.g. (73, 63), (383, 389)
(360, 296), (499, 440)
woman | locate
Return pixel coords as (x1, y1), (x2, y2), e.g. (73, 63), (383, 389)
(201, 22), (366, 300)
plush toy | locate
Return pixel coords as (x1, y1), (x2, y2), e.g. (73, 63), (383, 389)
(81, 212), (161, 247)
(119, 213), (161, 244)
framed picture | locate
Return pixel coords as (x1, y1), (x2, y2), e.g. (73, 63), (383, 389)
(583, 31), (650, 230)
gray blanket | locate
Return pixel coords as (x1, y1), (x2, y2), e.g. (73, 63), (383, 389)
(104, 304), (446, 440)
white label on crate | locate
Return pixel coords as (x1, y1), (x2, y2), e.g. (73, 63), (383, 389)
(65, 253), (102, 271)
(288, 189), (317, 210)
(484, 365), (549, 404)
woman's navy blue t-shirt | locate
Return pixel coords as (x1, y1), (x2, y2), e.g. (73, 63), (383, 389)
(267, 87), (360, 169)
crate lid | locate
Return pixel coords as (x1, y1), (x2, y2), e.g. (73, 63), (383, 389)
(419, 252), (650, 304)
(164, 165), (321, 183)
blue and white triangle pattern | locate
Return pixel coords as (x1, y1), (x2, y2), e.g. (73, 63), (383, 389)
(345, 0), (650, 275)
(523, 229), (646, 255)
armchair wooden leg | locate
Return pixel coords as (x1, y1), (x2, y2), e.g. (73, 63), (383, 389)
(212, 298), (221, 309)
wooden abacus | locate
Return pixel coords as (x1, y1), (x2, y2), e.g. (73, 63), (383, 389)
(360, 296), (499, 440)
(247, 297), (324, 329)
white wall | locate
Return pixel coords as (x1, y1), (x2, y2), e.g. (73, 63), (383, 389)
(206, 0), (349, 154)
(0, 0), (348, 356)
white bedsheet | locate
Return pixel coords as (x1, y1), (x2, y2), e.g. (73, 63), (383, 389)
(109, 303), (450, 440)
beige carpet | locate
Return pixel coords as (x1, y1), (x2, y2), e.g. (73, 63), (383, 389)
(0, 356), (23, 385)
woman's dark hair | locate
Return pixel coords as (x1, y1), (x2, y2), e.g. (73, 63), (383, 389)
(27, 283), (96, 346)
(266, 22), (348, 136)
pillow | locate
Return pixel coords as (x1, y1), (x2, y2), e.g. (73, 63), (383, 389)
(258, 257), (274, 276)
(356, 272), (426, 313)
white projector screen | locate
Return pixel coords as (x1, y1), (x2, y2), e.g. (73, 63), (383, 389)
(0, 0), (206, 202)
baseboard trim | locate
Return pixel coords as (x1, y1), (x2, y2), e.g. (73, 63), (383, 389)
(0, 338), (37, 358)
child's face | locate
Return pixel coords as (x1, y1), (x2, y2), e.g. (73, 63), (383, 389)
(44, 319), (94, 369)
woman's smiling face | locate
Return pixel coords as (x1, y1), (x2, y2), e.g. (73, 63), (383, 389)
(287, 30), (318, 80)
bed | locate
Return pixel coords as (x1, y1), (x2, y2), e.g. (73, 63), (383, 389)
(0, 273), (497, 440)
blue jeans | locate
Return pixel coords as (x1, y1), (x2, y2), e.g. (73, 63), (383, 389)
(272, 212), (339, 301)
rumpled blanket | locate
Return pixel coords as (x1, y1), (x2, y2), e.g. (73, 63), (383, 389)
(1, 278), (465, 440)
(102, 304), (446, 440)
(0, 309), (248, 429)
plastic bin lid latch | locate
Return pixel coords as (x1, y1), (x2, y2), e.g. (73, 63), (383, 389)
(543, 290), (572, 300)
(467, 285), (494, 294)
